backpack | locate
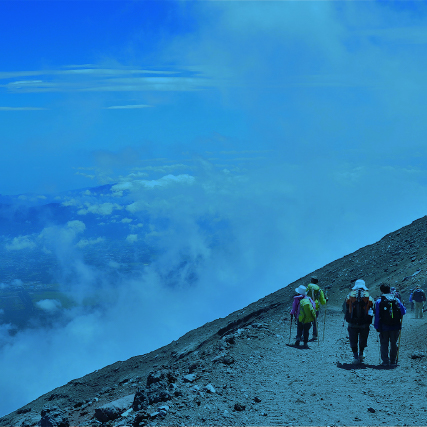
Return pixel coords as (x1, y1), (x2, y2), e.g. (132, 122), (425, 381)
(412, 289), (425, 303)
(345, 289), (372, 325)
(306, 284), (326, 310)
(379, 295), (402, 326)
(298, 297), (316, 324)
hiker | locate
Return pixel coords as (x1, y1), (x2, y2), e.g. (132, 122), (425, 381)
(391, 287), (402, 302)
(290, 285), (316, 348)
(409, 290), (414, 312)
(374, 283), (406, 366)
(343, 279), (374, 364)
(412, 285), (426, 318)
(306, 276), (327, 340)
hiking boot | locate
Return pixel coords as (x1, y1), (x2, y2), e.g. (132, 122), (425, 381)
(352, 357), (360, 364)
(390, 360), (397, 366)
(381, 361), (390, 366)
(303, 342), (309, 349)
(295, 340), (300, 347)
(358, 354), (365, 362)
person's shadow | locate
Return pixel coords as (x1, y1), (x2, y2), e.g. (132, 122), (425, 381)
(336, 362), (398, 370)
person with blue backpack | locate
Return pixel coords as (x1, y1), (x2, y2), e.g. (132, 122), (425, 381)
(374, 283), (406, 366)
(290, 285), (316, 349)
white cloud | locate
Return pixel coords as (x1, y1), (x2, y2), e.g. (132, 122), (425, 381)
(0, 106), (47, 111)
(106, 104), (151, 109)
(121, 218), (133, 223)
(77, 202), (122, 216)
(61, 199), (80, 207)
(35, 299), (62, 312)
(112, 174), (195, 196)
(2, 66), (209, 94)
(5, 235), (36, 251)
(12, 279), (23, 287)
(126, 234), (138, 243)
(66, 220), (86, 234)
(76, 237), (105, 248)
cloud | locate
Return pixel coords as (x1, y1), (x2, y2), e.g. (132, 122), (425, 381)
(11, 279), (23, 287)
(76, 237), (105, 248)
(1, 66), (210, 94)
(5, 235), (36, 251)
(0, 107), (47, 111)
(77, 202), (122, 216)
(112, 174), (195, 196)
(105, 104), (151, 109)
(125, 234), (138, 243)
(66, 220), (86, 234)
(35, 299), (62, 312)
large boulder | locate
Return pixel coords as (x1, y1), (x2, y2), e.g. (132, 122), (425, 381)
(132, 387), (149, 412)
(38, 405), (69, 427)
(94, 394), (134, 423)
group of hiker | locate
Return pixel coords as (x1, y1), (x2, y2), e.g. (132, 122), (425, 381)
(290, 276), (426, 366)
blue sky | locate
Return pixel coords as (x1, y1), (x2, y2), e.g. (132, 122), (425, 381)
(2, 0), (427, 417)
(1, 0), (425, 197)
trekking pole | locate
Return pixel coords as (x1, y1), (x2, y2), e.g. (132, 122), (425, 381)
(396, 317), (403, 363)
(315, 315), (320, 346)
(323, 301), (328, 342)
(288, 314), (293, 344)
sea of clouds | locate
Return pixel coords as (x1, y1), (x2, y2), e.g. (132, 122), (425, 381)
(1, 155), (427, 417)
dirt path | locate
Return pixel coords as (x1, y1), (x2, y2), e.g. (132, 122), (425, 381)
(193, 305), (427, 427)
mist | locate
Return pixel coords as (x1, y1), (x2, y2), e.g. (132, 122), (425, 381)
(1, 155), (427, 416)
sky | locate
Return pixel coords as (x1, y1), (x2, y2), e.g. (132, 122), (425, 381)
(2, 0), (427, 418)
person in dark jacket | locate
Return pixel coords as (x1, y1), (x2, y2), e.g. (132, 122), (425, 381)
(374, 283), (406, 366)
(412, 285), (426, 319)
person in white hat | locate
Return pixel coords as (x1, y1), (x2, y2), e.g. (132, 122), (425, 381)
(290, 285), (316, 348)
(343, 279), (374, 364)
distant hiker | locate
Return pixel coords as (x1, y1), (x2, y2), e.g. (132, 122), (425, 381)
(343, 279), (374, 364)
(412, 285), (426, 319)
(374, 283), (406, 366)
(409, 290), (414, 312)
(290, 285), (316, 349)
(390, 287), (402, 302)
(306, 276), (327, 340)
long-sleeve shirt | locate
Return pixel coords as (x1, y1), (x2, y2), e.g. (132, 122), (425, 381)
(290, 295), (316, 321)
(374, 294), (406, 332)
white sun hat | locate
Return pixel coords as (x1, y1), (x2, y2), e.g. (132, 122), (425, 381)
(352, 279), (368, 291)
(295, 285), (307, 296)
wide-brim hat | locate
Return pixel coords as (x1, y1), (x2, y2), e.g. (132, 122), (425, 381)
(295, 285), (307, 296)
(352, 279), (368, 291)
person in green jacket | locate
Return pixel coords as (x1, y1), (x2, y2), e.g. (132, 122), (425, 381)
(306, 276), (327, 340)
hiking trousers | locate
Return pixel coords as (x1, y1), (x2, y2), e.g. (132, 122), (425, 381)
(414, 301), (424, 318)
(379, 329), (400, 363)
(347, 324), (370, 354)
(296, 321), (312, 344)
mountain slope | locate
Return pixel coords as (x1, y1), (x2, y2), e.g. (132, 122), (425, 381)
(2, 216), (427, 426)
